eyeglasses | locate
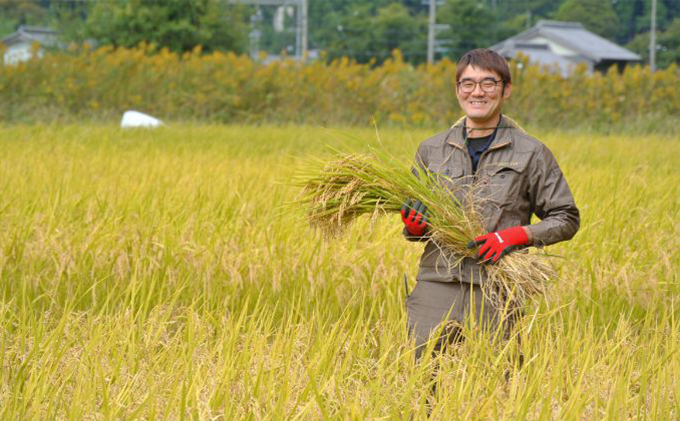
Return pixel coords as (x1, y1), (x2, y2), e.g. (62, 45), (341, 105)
(457, 78), (503, 93)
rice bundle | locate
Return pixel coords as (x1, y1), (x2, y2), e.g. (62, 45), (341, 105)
(293, 148), (556, 312)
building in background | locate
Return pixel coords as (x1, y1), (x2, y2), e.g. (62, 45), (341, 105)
(491, 20), (641, 76)
(1, 26), (61, 65)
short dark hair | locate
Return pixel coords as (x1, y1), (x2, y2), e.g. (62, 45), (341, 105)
(456, 48), (511, 84)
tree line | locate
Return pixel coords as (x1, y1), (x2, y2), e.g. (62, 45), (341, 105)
(2, 0), (680, 68)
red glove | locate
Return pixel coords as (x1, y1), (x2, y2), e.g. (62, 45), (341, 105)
(401, 199), (428, 237)
(467, 226), (529, 263)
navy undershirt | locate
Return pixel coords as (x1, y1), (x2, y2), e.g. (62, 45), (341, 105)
(466, 129), (497, 173)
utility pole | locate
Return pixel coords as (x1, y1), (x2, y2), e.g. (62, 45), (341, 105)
(295, 3), (301, 59)
(427, 0), (436, 65)
(294, 0), (307, 60)
(526, 10), (532, 30)
(249, 8), (263, 60)
(301, 0), (308, 60)
(650, 0), (657, 72)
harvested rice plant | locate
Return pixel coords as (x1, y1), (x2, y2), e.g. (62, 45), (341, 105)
(0, 125), (678, 418)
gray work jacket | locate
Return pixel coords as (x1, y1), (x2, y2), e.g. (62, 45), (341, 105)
(407, 116), (580, 284)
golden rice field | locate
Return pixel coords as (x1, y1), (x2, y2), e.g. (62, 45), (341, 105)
(0, 124), (678, 419)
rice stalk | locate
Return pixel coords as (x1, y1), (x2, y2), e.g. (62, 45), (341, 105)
(293, 148), (556, 312)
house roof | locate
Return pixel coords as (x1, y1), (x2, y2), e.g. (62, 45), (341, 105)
(491, 20), (640, 63)
(495, 42), (588, 76)
(1, 25), (60, 47)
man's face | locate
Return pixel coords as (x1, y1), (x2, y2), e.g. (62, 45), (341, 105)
(456, 65), (511, 125)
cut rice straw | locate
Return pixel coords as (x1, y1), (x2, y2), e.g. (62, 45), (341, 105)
(292, 146), (556, 313)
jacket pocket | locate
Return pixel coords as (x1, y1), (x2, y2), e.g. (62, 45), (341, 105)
(427, 163), (465, 194)
(427, 161), (463, 178)
(484, 161), (527, 207)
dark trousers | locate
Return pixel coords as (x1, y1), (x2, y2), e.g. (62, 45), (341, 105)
(406, 280), (517, 361)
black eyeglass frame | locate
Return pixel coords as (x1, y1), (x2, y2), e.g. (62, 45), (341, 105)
(456, 78), (504, 93)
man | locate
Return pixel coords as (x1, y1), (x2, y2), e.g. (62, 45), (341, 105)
(401, 48), (580, 360)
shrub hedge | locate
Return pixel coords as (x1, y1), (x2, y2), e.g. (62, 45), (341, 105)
(1, 44), (678, 132)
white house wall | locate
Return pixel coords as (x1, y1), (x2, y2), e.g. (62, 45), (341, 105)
(3, 41), (44, 65)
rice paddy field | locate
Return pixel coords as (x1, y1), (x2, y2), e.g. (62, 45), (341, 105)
(0, 124), (678, 419)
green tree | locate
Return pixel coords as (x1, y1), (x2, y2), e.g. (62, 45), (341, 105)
(314, 1), (425, 64)
(612, 0), (680, 45)
(48, 1), (90, 44)
(439, 0), (496, 60)
(0, 0), (48, 37)
(612, 0), (646, 44)
(657, 18), (680, 67)
(496, 0), (564, 20)
(371, 2), (426, 62)
(554, 0), (620, 40)
(316, 2), (375, 62)
(83, 0), (247, 53)
(627, 17), (680, 68)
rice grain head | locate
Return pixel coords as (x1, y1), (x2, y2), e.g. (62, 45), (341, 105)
(294, 148), (556, 312)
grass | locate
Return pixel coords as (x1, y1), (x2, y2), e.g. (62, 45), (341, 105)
(0, 124), (678, 419)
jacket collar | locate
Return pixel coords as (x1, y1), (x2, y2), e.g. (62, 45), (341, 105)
(446, 115), (519, 151)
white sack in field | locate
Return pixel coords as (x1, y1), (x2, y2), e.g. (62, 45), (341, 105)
(121, 110), (163, 128)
